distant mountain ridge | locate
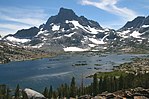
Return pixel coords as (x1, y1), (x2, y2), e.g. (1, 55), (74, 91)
(2, 7), (149, 52)
(117, 16), (149, 39)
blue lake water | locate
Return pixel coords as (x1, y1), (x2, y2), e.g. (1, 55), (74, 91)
(0, 52), (147, 91)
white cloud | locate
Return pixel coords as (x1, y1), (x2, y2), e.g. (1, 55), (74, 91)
(81, 0), (137, 20)
(0, 6), (49, 36)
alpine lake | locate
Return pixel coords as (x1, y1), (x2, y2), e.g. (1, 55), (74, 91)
(0, 52), (148, 91)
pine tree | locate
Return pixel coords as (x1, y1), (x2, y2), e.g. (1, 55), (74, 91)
(0, 85), (7, 99)
(15, 84), (20, 99)
(102, 76), (108, 92)
(98, 77), (103, 94)
(119, 75), (124, 90)
(70, 77), (76, 98)
(64, 83), (69, 98)
(43, 87), (48, 98)
(48, 85), (53, 99)
(81, 74), (84, 95)
(52, 91), (58, 99)
(93, 73), (98, 96)
(6, 88), (10, 99)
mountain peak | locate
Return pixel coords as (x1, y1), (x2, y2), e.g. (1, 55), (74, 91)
(44, 8), (79, 30)
(57, 7), (78, 21)
(119, 16), (145, 30)
(58, 8), (76, 16)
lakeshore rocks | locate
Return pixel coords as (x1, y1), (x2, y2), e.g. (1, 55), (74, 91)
(23, 88), (46, 99)
(93, 87), (149, 99)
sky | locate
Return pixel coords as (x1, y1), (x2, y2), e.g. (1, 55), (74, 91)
(0, 0), (149, 37)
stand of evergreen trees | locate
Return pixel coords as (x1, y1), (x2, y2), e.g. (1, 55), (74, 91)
(1, 73), (149, 99)
(37, 73), (149, 98)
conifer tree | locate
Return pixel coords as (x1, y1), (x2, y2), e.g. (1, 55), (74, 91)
(102, 76), (108, 92)
(81, 74), (84, 95)
(48, 85), (53, 99)
(43, 87), (48, 98)
(15, 84), (20, 99)
(6, 88), (10, 99)
(98, 77), (103, 94)
(64, 83), (69, 98)
(119, 75), (124, 90)
(70, 77), (76, 98)
(93, 73), (98, 96)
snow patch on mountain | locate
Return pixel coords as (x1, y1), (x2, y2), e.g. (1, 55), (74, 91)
(64, 32), (75, 37)
(88, 44), (96, 47)
(36, 30), (48, 37)
(89, 38), (105, 44)
(66, 20), (103, 34)
(130, 31), (141, 38)
(69, 20), (84, 29)
(52, 25), (60, 31)
(53, 36), (63, 39)
(5, 36), (31, 43)
(64, 47), (89, 52)
(86, 26), (104, 34)
(32, 43), (44, 48)
(142, 25), (149, 28)
(121, 30), (130, 35)
(118, 30), (130, 38)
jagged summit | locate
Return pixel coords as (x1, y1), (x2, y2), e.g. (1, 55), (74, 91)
(43, 7), (102, 31)
(58, 7), (78, 20)
(46, 8), (78, 24)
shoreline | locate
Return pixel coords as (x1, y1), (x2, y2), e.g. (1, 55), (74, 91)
(0, 51), (63, 64)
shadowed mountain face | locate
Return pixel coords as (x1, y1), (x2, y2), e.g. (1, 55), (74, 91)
(14, 27), (40, 39)
(43, 8), (102, 31)
(120, 16), (145, 30)
(2, 8), (149, 52)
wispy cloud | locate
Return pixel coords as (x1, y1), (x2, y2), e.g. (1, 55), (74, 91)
(80, 0), (137, 20)
(0, 6), (49, 36)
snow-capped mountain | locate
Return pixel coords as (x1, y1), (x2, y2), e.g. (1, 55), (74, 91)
(117, 16), (149, 39)
(3, 8), (118, 51)
(115, 16), (149, 51)
(2, 8), (149, 52)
